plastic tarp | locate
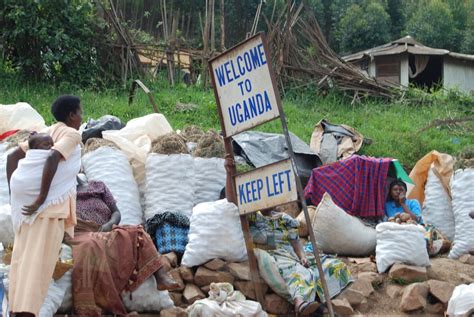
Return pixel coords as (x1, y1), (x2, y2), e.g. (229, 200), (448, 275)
(232, 131), (321, 184)
(0, 103), (46, 134)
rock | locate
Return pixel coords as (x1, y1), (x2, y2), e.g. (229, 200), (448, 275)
(168, 268), (185, 291)
(400, 282), (429, 312)
(386, 284), (403, 299)
(227, 262), (251, 281)
(264, 294), (292, 315)
(204, 258), (226, 271)
(160, 256), (172, 272)
(389, 264), (428, 284)
(358, 272), (384, 287)
(194, 267), (234, 287)
(332, 298), (354, 315)
(357, 261), (377, 273)
(342, 288), (365, 306)
(201, 285), (211, 294)
(425, 303), (446, 315)
(427, 280), (455, 305)
(163, 252), (178, 268)
(183, 284), (205, 305)
(179, 266), (194, 283)
(234, 281), (268, 300)
(350, 279), (374, 297)
(459, 254), (474, 265)
(459, 273), (474, 284)
(169, 292), (182, 306)
(175, 102), (198, 112)
(160, 307), (187, 317)
(356, 299), (369, 313)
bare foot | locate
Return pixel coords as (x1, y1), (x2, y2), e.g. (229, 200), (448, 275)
(154, 267), (180, 291)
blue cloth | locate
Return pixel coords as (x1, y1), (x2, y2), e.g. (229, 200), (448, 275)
(155, 223), (189, 254)
(384, 199), (423, 224)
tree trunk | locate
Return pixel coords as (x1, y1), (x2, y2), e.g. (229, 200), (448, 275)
(220, 0), (225, 51)
(210, 0), (215, 52)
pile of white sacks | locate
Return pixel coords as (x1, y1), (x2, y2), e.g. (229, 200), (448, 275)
(0, 108), (249, 315)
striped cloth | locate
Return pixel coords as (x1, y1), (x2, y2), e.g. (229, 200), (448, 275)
(304, 155), (392, 218)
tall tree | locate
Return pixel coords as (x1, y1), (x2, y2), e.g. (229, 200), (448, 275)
(461, 0), (474, 53)
(387, 0), (405, 38)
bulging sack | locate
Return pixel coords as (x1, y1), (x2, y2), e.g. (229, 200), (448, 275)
(312, 193), (376, 256)
(0, 205), (14, 246)
(0, 144), (10, 206)
(375, 222), (430, 273)
(422, 169), (455, 240)
(182, 199), (247, 267)
(449, 169), (474, 259)
(82, 147), (142, 225)
(121, 277), (174, 312)
(193, 157), (226, 205)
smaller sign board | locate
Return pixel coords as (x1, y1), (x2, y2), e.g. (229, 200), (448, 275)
(234, 158), (297, 214)
(209, 34), (280, 137)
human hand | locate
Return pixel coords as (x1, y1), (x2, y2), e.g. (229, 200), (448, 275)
(301, 257), (309, 268)
(398, 192), (406, 204)
(22, 196), (46, 215)
(224, 155), (235, 174)
(100, 222), (113, 232)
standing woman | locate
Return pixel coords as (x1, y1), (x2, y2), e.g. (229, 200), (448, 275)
(7, 96), (83, 317)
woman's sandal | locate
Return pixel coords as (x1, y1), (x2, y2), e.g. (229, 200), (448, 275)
(297, 301), (320, 316)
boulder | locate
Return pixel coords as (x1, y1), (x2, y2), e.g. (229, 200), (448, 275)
(357, 261), (377, 273)
(168, 268), (185, 291)
(459, 254), (474, 265)
(200, 285), (211, 294)
(332, 298), (354, 315)
(234, 281), (268, 300)
(227, 262), (251, 281)
(400, 282), (429, 312)
(356, 299), (369, 313)
(358, 272), (384, 287)
(163, 252), (178, 268)
(427, 280), (455, 305)
(459, 273), (474, 284)
(183, 284), (205, 305)
(386, 284), (403, 299)
(160, 256), (172, 272)
(264, 294), (292, 315)
(425, 303), (445, 315)
(350, 279), (374, 297)
(389, 264), (428, 284)
(160, 307), (187, 317)
(169, 292), (182, 306)
(204, 258), (227, 271)
(342, 288), (365, 306)
(179, 266), (194, 283)
(194, 267), (234, 287)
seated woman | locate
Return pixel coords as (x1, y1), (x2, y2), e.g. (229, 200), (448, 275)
(248, 209), (352, 316)
(67, 174), (178, 316)
(385, 179), (450, 255)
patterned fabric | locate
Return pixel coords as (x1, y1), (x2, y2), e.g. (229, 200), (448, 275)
(146, 212), (190, 254)
(304, 155), (392, 218)
(76, 181), (116, 226)
(249, 212), (352, 303)
(385, 199), (423, 224)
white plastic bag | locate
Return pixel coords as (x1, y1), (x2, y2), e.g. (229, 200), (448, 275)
(82, 147), (143, 225)
(57, 271), (73, 313)
(447, 283), (474, 316)
(0, 205), (14, 246)
(422, 169), (455, 240)
(182, 199), (247, 267)
(0, 103), (46, 134)
(312, 193), (376, 256)
(375, 222), (430, 273)
(39, 279), (67, 317)
(122, 276), (174, 312)
(144, 154), (195, 219)
(449, 169), (474, 259)
(0, 144), (10, 206)
(193, 157), (226, 205)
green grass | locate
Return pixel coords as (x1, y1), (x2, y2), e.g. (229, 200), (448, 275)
(1, 77), (473, 169)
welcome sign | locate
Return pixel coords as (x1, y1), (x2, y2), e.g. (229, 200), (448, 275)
(210, 34), (280, 137)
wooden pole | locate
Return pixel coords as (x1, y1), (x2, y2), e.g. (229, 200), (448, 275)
(220, 0), (225, 51)
(210, 0), (215, 52)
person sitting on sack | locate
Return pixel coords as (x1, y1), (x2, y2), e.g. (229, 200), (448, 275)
(63, 174), (179, 316)
(385, 179), (451, 255)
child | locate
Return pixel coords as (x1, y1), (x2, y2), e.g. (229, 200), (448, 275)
(28, 133), (54, 150)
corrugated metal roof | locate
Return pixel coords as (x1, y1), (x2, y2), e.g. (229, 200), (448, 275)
(343, 36), (473, 62)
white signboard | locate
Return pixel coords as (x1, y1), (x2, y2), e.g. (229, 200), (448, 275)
(234, 159), (297, 214)
(210, 34), (280, 137)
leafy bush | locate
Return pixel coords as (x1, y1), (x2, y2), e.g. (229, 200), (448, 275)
(0, 0), (106, 87)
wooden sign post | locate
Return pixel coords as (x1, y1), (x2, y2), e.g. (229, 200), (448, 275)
(209, 33), (334, 316)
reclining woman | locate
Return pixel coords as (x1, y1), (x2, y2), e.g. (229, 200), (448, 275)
(385, 179), (451, 255)
(223, 159), (351, 316)
(66, 174), (179, 316)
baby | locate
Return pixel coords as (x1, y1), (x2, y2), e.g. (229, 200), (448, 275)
(28, 133), (54, 150)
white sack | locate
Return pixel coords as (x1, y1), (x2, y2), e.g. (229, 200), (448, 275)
(57, 271), (73, 313)
(182, 199), (247, 267)
(375, 222), (430, 273)
(193, 157), (226, 205)
(122, 276), (174, 312)
(0, 103), (46, 134)
(0, 205), (14, 246)
(447, 283), (474, 316)
(39, 279), (67, 317)
(145, 154), (195, 219)
(449, 169), (474, 259)
(82, 147), (142, 225)
(312, 193), (376, 256)
(0, 144), (10, 206)
(422, 169), (455, 240)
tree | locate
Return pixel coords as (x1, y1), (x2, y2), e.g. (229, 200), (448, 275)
(336, 1), (392, 55)
(404, 0), (458, 50)
(387, 0), (405, 38)
(461, 0), (474, 53)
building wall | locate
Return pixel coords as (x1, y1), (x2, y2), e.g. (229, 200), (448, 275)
(400, 54), (409, 86)
(443, 56), (474, 94)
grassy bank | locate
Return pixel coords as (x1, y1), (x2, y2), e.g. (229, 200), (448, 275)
(1, 77), (473, 169)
